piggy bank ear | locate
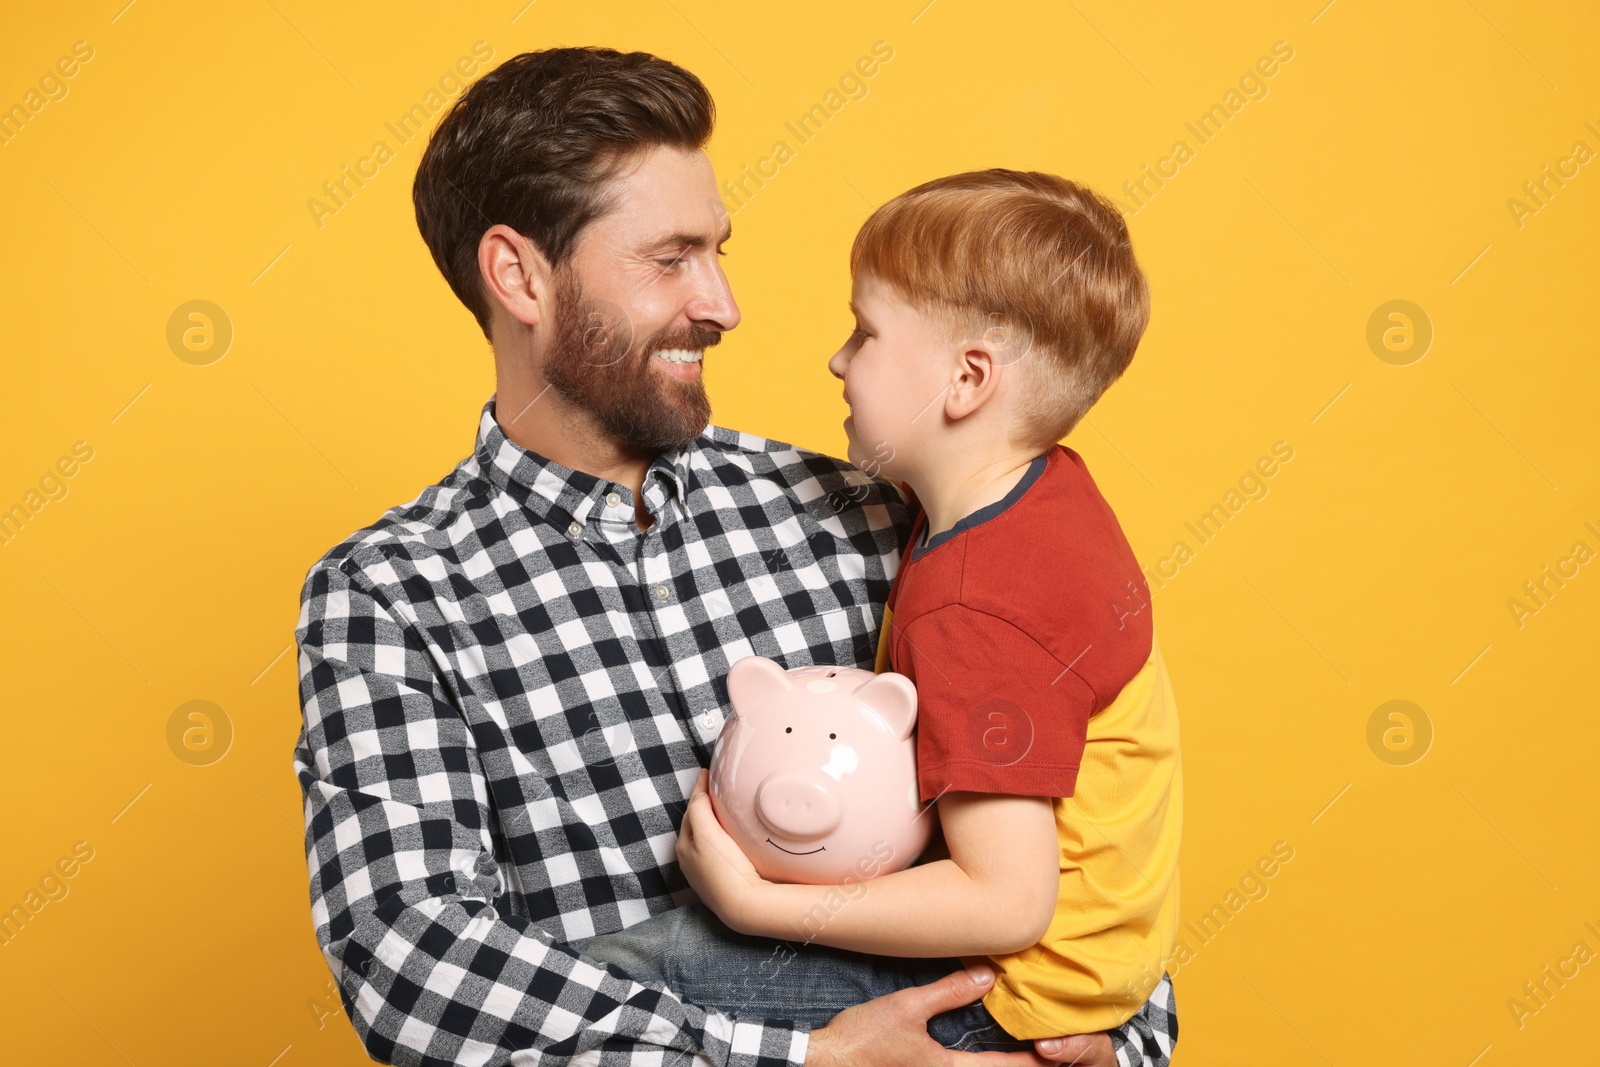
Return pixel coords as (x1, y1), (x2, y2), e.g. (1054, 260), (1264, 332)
(726, 655), (794, 715)
(850, 671), (918, 740)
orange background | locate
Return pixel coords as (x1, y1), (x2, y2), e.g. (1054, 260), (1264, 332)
(2, 1), (1596, 1063)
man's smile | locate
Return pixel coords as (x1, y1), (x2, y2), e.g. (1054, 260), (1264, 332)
(652, 347), (703, 379)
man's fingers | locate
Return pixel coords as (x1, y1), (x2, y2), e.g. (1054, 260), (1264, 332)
(904, 964), (996, 1021)
(962, 1052), (1051, 1065)
(1034, 1033), (1114, 1066)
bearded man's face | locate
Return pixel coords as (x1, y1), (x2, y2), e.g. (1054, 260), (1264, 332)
(533, 145), (739, 455)
(540, 262), (719, 454)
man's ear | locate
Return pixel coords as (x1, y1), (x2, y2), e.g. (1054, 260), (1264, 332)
(479, 224), (554, 330)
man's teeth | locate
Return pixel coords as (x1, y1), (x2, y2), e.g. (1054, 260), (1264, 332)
(653, 348), (703, 364)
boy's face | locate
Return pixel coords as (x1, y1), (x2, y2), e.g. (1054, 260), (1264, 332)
(827, 272), (954, 477)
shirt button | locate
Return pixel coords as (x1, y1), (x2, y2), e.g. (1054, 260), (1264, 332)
(700, 711), (717, 730)
(654, 583), (669, 601)
(567, 521), (582, 537)
(606, 492), (621, 508)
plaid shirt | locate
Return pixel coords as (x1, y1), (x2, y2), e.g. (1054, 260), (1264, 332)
(293, 396), (1177, 1067)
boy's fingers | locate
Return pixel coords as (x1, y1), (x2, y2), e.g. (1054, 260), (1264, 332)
(693, 803), (729, 854)
(686, 789), (709, 822)
(684, 790), (718, 842)
(680, 773), (708, 837)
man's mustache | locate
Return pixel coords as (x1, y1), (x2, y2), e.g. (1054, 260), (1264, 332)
(637, 324), (723, 362)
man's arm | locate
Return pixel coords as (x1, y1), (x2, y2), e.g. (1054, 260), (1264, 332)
(695, 788), (1058, 957)
(294, 556), (808, 1067)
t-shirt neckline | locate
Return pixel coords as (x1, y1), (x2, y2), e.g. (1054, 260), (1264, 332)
(912, 449), (1053, 561)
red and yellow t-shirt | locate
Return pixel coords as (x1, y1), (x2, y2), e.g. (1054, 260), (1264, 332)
(875, 445), (1182, 1037)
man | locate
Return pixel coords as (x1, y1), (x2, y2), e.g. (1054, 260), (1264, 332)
(293, 46), (1176, 1066)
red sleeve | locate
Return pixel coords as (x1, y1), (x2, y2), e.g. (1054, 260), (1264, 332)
(904, 604), (1095, 803)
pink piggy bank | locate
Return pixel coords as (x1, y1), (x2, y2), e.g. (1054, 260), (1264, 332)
(707, 655), (933, 885)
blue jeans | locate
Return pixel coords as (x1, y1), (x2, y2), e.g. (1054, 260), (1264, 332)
(569, 900), (1033, 1053)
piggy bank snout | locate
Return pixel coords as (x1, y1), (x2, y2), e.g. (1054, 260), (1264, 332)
(755, 773), (843, 840)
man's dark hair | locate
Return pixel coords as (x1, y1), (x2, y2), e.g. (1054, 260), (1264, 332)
(413, 47), (715, 341)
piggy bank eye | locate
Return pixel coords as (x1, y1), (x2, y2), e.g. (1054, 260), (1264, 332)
(829, 733), (836, 739)
(785, 727), (792, 733)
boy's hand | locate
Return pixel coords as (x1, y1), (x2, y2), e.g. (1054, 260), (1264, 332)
(676, 768), (775, 934)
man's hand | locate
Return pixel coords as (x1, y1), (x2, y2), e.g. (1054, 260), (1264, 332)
(678, 773), (1122, 1066)
(676, 769), (774, 934)
(803, 964), (1118, 1066)
(1033, 1034), (1116, 1065)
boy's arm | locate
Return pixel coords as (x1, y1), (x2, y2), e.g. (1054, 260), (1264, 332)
(740, 789), (1059, 957)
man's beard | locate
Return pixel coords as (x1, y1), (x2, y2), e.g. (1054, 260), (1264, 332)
(540, 266), (718, 454)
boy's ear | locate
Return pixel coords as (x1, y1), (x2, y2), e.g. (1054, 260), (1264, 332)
(945, 308), (1036, 421)
(944, 343), (1004, 421)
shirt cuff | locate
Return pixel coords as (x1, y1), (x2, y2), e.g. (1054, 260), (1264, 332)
(702, 1012), (811, 1067)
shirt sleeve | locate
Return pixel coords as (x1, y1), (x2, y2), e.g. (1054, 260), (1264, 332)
(293, 556), (810, 1067)
(903, 604), (1096, 803)
(1106, 973), (1178, 1066)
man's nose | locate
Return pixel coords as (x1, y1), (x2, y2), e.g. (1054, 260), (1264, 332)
(688, 261), (740, 332)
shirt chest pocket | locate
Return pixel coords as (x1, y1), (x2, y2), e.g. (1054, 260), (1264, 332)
(690, 526), (876, 670)
(735, 600), (878, 671)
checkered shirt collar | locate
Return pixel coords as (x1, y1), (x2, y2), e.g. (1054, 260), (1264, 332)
(473, 394), (695, 527)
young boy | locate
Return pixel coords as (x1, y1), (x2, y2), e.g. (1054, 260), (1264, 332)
(575, 169), (1181, 1056)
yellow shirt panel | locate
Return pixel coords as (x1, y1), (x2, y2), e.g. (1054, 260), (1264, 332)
(874, 606), (1182, 1036)
(978, 635), (1182, 1036)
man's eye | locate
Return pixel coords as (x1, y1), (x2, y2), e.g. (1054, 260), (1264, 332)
(658, 255), (685, 271)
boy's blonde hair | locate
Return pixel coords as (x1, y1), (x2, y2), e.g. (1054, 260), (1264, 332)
(850, 169), (1150, 446)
